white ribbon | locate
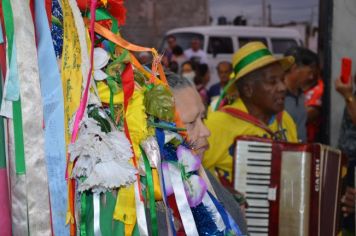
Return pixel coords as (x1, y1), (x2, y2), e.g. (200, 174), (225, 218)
(93, 193), (102, 236)
(7, 120), (28, 235)
(168, 163), (199, 236)
(134, 181), (149, 236)
(11, 0), (52, 235)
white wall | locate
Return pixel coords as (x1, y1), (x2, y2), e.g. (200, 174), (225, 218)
(330, 0), (356, 146)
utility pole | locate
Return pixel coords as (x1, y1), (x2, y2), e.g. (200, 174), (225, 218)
(262, 0), (267, 26)
(267, 4), (272, 26)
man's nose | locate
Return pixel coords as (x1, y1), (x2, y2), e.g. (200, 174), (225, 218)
(200, 122), (211, 138)
(277, 78), (287, 93)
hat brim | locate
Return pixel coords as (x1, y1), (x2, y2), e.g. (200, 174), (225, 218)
(225, 55), (295, 95)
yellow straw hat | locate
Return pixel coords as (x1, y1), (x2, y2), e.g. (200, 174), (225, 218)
(225, 41), (295, 93)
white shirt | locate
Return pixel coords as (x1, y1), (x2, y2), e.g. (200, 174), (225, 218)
(184, 48), (208, 64)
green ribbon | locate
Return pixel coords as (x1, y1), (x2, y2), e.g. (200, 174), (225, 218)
(3, 0), (26, 174)
(87, 8), (118, 54)
(233, 48), (272, 75)
(106, 77), (117, 121)
(80, 192), (87, 236)
(140, 146), (158, 236)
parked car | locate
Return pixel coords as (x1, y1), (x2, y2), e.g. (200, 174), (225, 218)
(161, 25), (303, 87)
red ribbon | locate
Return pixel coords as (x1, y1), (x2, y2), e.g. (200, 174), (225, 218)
(121, 63), (145, 201)
(0, 2), (7, 77)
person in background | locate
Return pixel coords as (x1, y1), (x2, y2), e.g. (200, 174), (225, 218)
(138, 51), (151, 65)
(164, 35), (177, 62)
(181, 60), (196, 84)
(168, 61), (179, 74)
(283, 47), (317, 143)
(300, 51), (323, 143)
(207, 61), (233, 103)
(171, 45), (187, 70)
(184, 37), (208, 64)
(335, 74), (356, 235)
(194, 63), (210, 106)
(203, 42), (297, 190)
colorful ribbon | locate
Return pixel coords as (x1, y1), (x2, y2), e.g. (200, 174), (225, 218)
(0, 68), (11, 236)
(2, 0), (25, 175)
(1, 0), (28, 235)
(168, 163), (199, 236)
(93, 193), (102, 236)
(34, 0), (68, 234)
(11, 0), (52, 234)
(141, 146), (158, 236)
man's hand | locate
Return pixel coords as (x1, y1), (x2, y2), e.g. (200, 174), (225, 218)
(341, 187), (356, 217)
(335, 77), (353, 99)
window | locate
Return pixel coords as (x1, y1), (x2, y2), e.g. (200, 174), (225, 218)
(163, 33), (204, 51)
(271, 38), (298, 54)
(207, 37), (233, 54)
(238, 37), (268, 48)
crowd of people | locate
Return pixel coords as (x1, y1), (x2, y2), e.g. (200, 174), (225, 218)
(155, 36), (356, 235)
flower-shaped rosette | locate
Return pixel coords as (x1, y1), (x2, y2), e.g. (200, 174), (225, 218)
(163, 145), (207, 207)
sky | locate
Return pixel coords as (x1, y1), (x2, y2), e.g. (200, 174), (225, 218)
(209, 0), (319, 26)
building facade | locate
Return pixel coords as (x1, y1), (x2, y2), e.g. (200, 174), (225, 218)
(122, 0), (209, 48)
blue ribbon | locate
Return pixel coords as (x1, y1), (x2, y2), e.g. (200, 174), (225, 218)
(4, 41), (20, 101)
(208, 192), (243, 236)
(34, 0), (68, 235)
(0, 23), (3, 44)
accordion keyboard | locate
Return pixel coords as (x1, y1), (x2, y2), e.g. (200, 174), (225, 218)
(234, 140), (273, 236)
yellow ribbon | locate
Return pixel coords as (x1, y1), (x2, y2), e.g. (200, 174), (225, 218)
(61, 0), (84, 232)
(113, 185), (136, 227)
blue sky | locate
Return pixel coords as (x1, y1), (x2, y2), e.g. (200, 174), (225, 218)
(209, 0), (319, 26)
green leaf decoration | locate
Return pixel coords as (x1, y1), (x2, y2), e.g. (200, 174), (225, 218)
(87, 106), (112, 133)
(106, 77), (120, 94)
(144, 84), (175, 122)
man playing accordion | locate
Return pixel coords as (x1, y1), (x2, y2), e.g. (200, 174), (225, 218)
(203, 42), (297, 186)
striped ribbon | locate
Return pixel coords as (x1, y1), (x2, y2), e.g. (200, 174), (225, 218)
(34, 0), (68, 234)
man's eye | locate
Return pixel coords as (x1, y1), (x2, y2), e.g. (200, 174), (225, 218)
(185, 121), (195, 126)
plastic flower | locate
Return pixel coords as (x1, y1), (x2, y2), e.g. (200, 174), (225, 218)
(69, 113), (137, 193)
(93, 47), (110, 81)
(162, 145), (207, 207)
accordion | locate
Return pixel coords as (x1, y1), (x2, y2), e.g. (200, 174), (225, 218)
(232, 136), (347, 236)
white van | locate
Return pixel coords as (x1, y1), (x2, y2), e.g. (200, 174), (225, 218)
(162, 25), (303, 87)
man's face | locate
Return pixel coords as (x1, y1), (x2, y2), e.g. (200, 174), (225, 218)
(167, 37), (176, 49)
(191, 39), (201, 51)
(173, 87), (210, 157)
(298, 65), (317, 89)
(217, 63), (232, 85)
(250, 63), (287, 115)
